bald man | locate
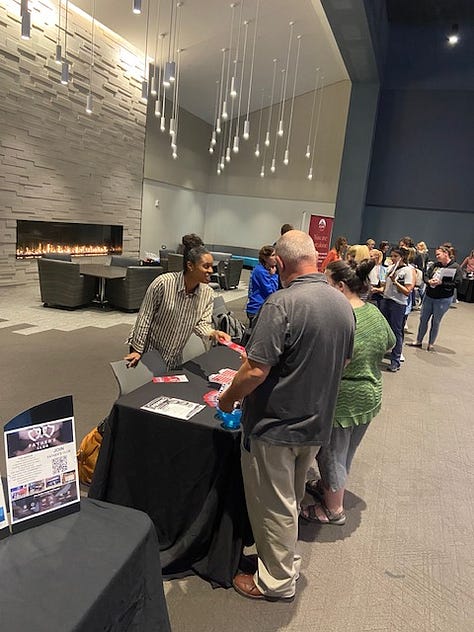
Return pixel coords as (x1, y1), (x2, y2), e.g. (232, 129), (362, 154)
(220, 230), (355, 602)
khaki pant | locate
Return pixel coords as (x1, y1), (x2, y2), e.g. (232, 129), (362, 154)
(241, 438), (318, 598)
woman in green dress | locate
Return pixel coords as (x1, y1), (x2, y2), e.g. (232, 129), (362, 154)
(301, 259), (395, 524)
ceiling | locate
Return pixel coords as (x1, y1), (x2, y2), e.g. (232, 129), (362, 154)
(386, 0), (474, 24)
(71, 0), (349, 123)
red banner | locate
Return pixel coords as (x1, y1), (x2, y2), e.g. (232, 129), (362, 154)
(308, 214), (334, 269)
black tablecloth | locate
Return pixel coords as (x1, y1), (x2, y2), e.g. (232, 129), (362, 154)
(89, 346), (252, 588)
(458, 278), (474, 303)
(0, 498), (171, 631)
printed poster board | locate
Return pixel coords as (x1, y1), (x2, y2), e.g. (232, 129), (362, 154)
(308, 214), (334, 270)
(4, 395), (80, 534)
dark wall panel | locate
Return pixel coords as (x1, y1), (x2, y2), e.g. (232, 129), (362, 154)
(367, 89), (474, 212)
(362, 204), (473, 261)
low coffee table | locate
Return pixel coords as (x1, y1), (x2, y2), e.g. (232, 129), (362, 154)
(79, 263), (126, 305)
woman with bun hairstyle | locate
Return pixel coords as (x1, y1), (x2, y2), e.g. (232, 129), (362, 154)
(302, 259), (395, 524)
(126, 234), (230, 369)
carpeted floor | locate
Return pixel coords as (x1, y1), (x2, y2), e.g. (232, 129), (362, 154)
(1, 283), (473, 631)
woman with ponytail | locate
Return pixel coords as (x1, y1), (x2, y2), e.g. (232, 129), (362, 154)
(302, 259), (395, 525)
(126, 234), (230, 369)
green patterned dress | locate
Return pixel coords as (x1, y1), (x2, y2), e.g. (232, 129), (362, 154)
(334, 302), (395, 428)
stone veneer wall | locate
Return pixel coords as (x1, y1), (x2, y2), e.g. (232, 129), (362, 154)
(0, 3), (146, 285)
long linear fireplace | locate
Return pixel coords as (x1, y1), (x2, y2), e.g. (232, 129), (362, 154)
(16, 220), (123, 259)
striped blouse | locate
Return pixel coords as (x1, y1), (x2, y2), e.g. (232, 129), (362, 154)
(128, 272), (214, 369)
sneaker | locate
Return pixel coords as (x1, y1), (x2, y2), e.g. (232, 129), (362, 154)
(400, 354), (405, 362)
(386, 363), (400, 372)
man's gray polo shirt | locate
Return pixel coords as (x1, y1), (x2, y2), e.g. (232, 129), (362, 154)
(242, 273), (355, 447)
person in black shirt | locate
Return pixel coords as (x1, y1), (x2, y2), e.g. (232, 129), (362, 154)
(408, 245), (462, 351)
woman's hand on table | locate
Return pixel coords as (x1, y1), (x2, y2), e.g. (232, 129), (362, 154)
(124, 351), (142, 368)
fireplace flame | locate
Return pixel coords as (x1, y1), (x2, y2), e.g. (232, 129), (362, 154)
(16, 243), (122, 259)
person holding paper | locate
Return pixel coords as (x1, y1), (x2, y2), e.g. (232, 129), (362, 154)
(219, 230), (355, 603)
(408, 245), (463, 351)
(125, 235), (230, 370)
(380, 247), (415, 372)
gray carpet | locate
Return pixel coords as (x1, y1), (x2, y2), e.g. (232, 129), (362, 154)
(1, 292), (473, 631)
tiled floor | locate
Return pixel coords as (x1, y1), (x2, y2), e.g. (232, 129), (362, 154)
(0, 271), (250, 335)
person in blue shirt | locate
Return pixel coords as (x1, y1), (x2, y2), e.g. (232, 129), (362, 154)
(246, 245), (279, 327)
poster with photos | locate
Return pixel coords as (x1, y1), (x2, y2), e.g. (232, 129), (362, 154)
(4, 396), (80, 533)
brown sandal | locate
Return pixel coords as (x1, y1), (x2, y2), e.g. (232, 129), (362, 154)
(301, 502), (346, 525)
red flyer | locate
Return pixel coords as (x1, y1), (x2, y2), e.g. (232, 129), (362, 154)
(203, 390), (219, 407)
(220, 340), (246, 355)
(208, 368), (237, 385)
(152, 375), (189, 383)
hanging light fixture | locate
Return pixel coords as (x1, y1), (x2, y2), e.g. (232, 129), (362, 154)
(209, 80), (220, 153)
(60, 0), (70, 84)
(277, 21), (295, 138)
(21, 7), (31, 40)
(243, 0), (260, 141)
(221, 3), (237, 122)
(163, 0), (176, 87)
(230, 2), (244, 101)
(132, 0), (142, 15)
(55, 1), (62, 63)
(85, 0), (96, 114)
(308, 75), (325, 180)
(151, 0), (162, 96)
(254, 89), (265, 157)
(169, 4), (183, 159)
(283, 34), (302, 166)
(305, 67), (320, 159)
(155, 33), (166, 117)
(271, 67), (286, 168)
(232, 4), (246, 154)
(141, 0), (152, 103)
(264, 59), (278, 148)
(216, 48), (227, 133)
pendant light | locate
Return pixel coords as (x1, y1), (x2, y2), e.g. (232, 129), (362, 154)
(264, 59), (278, 148)
(305, 68), (320, 159)
(243, 0), (260, 140)
(283, 34), (302, 166)
(55, 1), (62, 63)
(277, 21), (295, 139)
(254, 89), (265, 157)
(60, 0), (70, 85)
(308, 75), (325, 180)
(132, 0), (142, 15)
(151, 0), (162, 96)
(85, 0), (96, 114)
(20, 0), (31, 40)
(141, 0), (152, 103)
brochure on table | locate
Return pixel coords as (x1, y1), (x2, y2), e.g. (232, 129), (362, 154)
(3, 395), (80, 534)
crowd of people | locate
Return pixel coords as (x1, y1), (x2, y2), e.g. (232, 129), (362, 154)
(124, 227), (467, 603)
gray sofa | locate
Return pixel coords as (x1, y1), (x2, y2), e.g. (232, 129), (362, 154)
(105, 266), (163, 311)
(38, 258), (96, 309)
